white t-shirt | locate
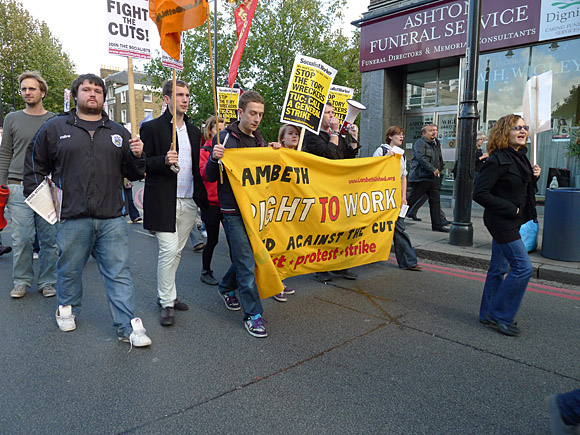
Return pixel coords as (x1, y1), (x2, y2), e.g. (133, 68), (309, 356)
(176, 123), (194, 198)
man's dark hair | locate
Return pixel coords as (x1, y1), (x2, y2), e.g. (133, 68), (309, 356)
(238, 90), (264, 110)
(162, 79), (189, 97)
(71, 74), (106, 101)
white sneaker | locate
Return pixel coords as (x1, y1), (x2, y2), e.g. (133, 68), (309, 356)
(56, 305), (76, 331)
(126, 318), (152, 347)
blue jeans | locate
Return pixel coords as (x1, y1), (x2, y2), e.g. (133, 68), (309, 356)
(479, 238), (532, 325)
(393, 217), (418, 269)
(6, 184), (57, 288)
(56, 217), (135, 337)
(557, 389), (580, 426)
(124, 187), (140, 221)
(219, 214), (263, 317)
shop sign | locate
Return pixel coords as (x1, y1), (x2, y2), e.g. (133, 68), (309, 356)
(360, 0), (542, 72)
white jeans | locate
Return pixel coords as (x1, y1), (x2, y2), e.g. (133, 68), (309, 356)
(156, 198), (198, 307)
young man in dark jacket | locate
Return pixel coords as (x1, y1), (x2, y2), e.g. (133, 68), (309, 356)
(205, 90), (268, 338)
(141, 80), (208, 327)
(24, 73), (151, 347)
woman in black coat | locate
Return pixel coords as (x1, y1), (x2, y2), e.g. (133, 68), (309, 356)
(473, 114), (541, 336)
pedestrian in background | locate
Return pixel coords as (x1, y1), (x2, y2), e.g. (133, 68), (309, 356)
(198, 115), (224, 286)
(0, 70), (57, 298)
(473, 114), (541, 337)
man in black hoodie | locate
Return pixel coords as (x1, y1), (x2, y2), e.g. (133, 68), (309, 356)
(205, 91), (268, 338)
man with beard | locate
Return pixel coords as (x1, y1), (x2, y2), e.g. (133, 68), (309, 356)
(24, 74), (151, 347)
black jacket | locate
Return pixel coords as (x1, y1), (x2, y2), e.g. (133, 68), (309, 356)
(24, 109), (145, 219)
(409, 136), (443, 182)
(205, 121), (265, 214)
(473, 147), (538, 243)
(302, 130), (358, 160)
(140, 109), (208, 232)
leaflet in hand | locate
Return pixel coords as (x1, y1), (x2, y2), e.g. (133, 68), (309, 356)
(399, 204), (409, 218)
(24, 178), (62, 225)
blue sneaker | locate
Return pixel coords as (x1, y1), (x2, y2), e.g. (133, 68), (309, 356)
(219, 290), (241, 311)
(244, 314), (267, 338)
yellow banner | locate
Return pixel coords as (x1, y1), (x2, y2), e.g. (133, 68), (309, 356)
(221, 148), (401, 299)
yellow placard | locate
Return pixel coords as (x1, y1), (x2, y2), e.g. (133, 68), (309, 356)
(280, 55), (338, 134)
(217, 87), (240, 125)
(221, 148), (401, 299)
(327, 85), (354, 126)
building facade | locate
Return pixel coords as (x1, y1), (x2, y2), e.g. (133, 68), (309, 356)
(356, 0), (580, 195)
(100, 67), (163, 129)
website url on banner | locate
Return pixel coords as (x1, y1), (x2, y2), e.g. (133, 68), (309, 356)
(348, 176), (395, 184)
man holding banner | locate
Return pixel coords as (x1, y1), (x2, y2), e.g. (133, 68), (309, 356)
(141, 79), (208, 327)
(303, 102), (360, 282)
(205, 90), (268, 338)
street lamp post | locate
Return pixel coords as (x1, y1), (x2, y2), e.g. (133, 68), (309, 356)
(449, 0), (482, 246)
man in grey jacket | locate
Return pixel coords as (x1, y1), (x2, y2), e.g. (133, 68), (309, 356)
(0, 71), (57, 298)
(407, 124), (449, 233)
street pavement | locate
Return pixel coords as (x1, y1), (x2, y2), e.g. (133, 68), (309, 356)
(0, 188), (578, 434)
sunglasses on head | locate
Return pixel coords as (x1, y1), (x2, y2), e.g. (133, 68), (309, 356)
(511, 125), (529, 131)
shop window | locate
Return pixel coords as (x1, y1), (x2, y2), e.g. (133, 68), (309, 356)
(405, 67), (459, 110)
(477, 47), (530, 133)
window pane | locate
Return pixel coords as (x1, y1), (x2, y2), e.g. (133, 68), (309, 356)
(477, 47), (530, 133)
(438, 66), (459, 107)
(530, 40), (580, 138)
(406, 70), (437, 110)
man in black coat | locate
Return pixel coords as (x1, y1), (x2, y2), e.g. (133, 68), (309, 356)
(407, 124), (448, 232)
(141, 79), (208, 326)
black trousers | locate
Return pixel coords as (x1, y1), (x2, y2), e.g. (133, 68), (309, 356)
(407, 179), (444, 230)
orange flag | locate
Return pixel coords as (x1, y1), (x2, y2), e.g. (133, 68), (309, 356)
(149, 0), (208, 60)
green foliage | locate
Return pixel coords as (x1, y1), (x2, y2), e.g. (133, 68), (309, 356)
(145, 0), (361, 140)
(569, 130), (580, 159)
(0, 0), (76, 116)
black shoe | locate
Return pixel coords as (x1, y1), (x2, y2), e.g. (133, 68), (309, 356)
(157, 298), (189, 311)
(173, 298), (189, 311)
(0, 245), (12, 256)
(315, 271), (332, 283)
(332, 268), (358, 280)
(433, 227), (450, 233)
(485, 315), (520, 336)
(407, 215), (422, 221)
(160, 307), (175, 326)
(200, 269), (219, 286)
(441, 219), (451, 226)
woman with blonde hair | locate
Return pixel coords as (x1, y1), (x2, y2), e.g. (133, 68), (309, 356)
(473, 114), (541, 336)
